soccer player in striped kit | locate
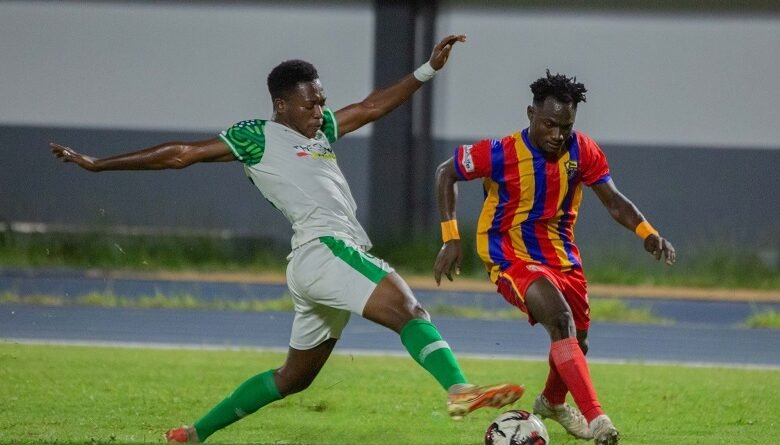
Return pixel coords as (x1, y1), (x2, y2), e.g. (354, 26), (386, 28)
(434, 70), (676, 445)
(51, 34), (525, 444)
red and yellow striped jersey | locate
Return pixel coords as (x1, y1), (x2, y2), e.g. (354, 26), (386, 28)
(454, 128), (610, 281)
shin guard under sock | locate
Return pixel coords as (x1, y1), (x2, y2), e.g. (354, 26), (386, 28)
(400, 318), (467, 390)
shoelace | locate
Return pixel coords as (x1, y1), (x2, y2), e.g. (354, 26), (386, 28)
(554, 404), (591, 437)
(557, 403), (586, 423)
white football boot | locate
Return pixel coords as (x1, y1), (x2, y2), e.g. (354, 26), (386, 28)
(532, 394), (593, 440)
(589, 414), (620, 445)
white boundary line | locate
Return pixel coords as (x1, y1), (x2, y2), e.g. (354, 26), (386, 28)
(4, 337), (779, 371)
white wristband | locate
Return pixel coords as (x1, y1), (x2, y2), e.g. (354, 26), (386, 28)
(413, 61), (437, 82)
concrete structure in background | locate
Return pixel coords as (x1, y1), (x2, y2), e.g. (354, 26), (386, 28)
(1, 1), (778, 262)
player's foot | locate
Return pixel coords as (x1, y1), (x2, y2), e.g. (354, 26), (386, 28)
(532, 394), (593, 440)
(589, 414), (620, 445)
(446, 383), (525, 420)
(165, 425), (200, 443)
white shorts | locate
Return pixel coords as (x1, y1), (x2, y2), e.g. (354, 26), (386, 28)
(285, 236), (394, 350)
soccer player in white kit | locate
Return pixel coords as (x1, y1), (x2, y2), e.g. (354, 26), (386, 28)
(51, 34), (524, 443)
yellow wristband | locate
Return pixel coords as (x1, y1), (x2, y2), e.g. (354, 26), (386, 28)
(634, 221), (659, 240)
(441, 220), (460, 243)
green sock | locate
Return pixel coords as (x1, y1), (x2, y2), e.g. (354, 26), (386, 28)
(400, 319), (468, 390)
(193, 369), (282, 442)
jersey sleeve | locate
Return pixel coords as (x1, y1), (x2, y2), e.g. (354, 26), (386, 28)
(321, 108), (338, 144)
(219, 119), (267, 166)
(577, 133), (611, 186)
(453, 138), (495, 180)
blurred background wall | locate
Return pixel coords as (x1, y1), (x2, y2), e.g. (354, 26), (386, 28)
(1, 1), (778, 265)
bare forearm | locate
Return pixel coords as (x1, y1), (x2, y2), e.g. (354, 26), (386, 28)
(360, 74), (423, 121)
(335, 34), (465, 136)
(592, 180), (675, 263)
(433, 159), (464, 284)
(352, 34), (466, 122)
(436, 160), (459, 220)
(95, 143), (191, 171)
(593, 180), (648, 231)
(605, 191), (646, 231)
(335, 74), (423, 135)
(51, 137), (232, 172)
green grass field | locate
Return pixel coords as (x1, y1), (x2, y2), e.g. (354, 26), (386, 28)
(1, 343), (778, 444)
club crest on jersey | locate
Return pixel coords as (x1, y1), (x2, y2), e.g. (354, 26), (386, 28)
(564, 160), (579, 178)
(295, 142), (336, 160)
(461, 145), (475, 173)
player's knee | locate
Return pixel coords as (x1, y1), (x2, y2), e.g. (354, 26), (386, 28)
(547, 311), (576, 339)
(390, 302), (430, 330)
(393, 294), (429, 323)
(410, 302), (430, 321)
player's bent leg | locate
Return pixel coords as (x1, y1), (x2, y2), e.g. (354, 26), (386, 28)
(363, 273), (466, 389)
(532, 328), (594, 440)
(166, 340), (337, 443)
(362, 273), (524, 419)
(274, 338), (338, 395)
(361, 272), (429, 333)
(524, 278), (608, 428)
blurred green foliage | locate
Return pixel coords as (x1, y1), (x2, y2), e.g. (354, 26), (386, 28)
(1, 229), (777, 289)
(0, 229), (287, 273)
(745, 309), (780, 329)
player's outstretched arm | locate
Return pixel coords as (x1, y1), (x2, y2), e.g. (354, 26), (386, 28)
(334, 34), (466, 137)
(591, 179), (676, 265)
(433, 157), (464, 285)
(50, 138), (235, 172)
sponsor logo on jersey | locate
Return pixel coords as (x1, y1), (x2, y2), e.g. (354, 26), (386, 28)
(461, 145), (475, 173)
(294, 141), (336, 160)
(564, 160), (579, 178)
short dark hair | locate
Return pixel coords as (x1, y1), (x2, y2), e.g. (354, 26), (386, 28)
(267, 59), (319, 99)
(530, 69), (587, 106)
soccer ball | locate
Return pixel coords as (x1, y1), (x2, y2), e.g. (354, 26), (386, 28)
(484, 409), (550, 445)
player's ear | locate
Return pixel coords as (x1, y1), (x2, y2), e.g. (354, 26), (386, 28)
(526, 105), (534, 122)
(273, 97), (286, 114)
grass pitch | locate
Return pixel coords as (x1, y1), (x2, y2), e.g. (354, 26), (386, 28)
(1, 342), (778, 444)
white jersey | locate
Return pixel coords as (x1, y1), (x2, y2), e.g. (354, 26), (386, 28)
(218, 108), (372, 251)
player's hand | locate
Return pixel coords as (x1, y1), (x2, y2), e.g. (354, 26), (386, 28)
(644, 234), (676, 265)
(50, 142), (99, 172)
(428, 34), (467, 71)
(434, 240), (463, 285)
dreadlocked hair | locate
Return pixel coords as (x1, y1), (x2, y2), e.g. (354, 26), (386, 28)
(530, 69), (587, 106)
